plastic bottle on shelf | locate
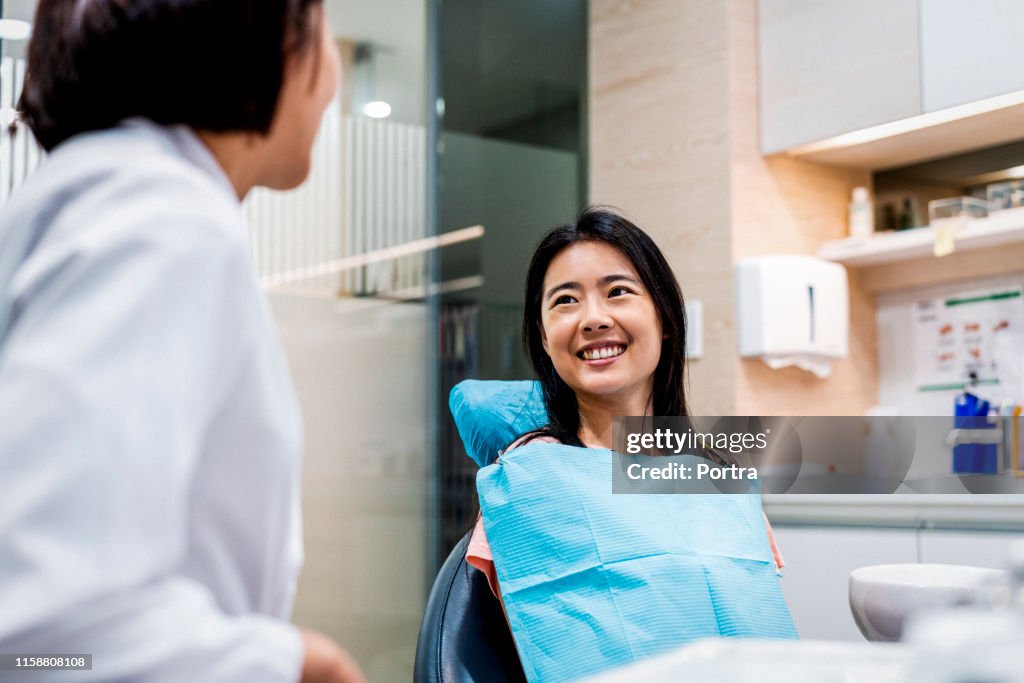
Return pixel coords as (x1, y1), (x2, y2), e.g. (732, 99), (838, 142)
(848, 187), (874, 239)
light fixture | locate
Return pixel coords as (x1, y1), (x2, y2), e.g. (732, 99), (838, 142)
(362, 101), (392, 119)
(0, 19), (32, 41)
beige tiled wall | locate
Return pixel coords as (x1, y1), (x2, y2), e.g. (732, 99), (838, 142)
(590, 0), (879, 416)
(728, 0), (877, 416)
(590, 0), (736, 415)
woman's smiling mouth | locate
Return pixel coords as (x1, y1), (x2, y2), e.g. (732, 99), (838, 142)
(577, 343), (627, 362)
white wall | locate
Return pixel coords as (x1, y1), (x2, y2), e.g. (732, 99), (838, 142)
(877, 272), (1024, 414)
(876, 271), (1024, 477)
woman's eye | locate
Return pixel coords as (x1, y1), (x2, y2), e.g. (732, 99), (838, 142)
(609, 286), (631, 297)
(553, 294), (576, 306)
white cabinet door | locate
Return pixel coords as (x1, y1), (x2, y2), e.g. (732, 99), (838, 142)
(920, 0), (1024, 112)
(770, 526), (918, 641)
(918, 529), (1024, 569)
(759, 0), (922, 153)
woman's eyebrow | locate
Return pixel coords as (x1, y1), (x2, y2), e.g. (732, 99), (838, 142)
(545, 274), (640, 299)
(602, 274), (640, 285)
(545, 281), (580, 300)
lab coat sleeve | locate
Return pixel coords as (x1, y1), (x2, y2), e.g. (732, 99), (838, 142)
(0, 203), (303, 682)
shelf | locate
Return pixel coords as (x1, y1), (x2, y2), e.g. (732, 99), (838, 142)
(785, 94), (1024, 170)
(818, 207), (1024, 267)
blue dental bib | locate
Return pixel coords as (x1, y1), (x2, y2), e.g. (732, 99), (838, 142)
(477, 443), (797, 682)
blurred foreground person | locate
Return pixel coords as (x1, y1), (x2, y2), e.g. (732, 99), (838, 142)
(0, 2), (366, 681)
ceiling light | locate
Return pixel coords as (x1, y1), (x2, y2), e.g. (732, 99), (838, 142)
(363, 101), (392, 119)
(0, 19), (32, 41)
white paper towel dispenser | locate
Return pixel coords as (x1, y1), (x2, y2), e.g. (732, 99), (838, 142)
(735, 255), (848, 377)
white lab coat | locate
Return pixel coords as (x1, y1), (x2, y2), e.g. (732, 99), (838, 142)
(0, 120), (305, 681)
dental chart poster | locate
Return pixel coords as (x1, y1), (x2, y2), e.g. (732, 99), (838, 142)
(912, 287), (1023, 392)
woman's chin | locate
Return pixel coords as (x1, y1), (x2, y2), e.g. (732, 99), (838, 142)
(575, 380), (641, 403)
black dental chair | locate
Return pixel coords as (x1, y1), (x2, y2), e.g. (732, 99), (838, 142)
(413, 530), (526, 683)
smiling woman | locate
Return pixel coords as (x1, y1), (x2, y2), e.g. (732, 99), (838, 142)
(461, 208), (790, 677)
(539, 240), (664, 424)
(522, 207), (692, 449)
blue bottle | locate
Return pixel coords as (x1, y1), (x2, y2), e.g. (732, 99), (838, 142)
(953, 392), (997, 474)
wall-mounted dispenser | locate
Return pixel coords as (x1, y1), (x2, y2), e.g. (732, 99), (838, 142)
(736, 255), (848, 378)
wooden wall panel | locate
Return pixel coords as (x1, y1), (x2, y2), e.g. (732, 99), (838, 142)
(590, 0), (881, 417)
(590, 0), (735, 415)
(730, 0), (877, 416)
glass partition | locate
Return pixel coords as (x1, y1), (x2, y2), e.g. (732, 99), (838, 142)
(267, 2), (433, 679)
(436, 0), (588, 556)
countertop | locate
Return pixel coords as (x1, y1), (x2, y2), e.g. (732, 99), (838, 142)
(763, 491), (1024, 531)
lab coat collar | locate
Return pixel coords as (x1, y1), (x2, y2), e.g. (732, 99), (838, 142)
(118, 118), (238, 204)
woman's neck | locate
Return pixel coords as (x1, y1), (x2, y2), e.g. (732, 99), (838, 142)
(196, 130), (263, 201)
(576, 391), (652, 449)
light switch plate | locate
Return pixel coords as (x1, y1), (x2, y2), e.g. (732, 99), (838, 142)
(685, 300), (703, 359)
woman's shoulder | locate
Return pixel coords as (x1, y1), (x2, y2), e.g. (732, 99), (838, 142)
(43, 123), (237, 215)
(16, 131), (244, 256)
(502, 430), (561, 455)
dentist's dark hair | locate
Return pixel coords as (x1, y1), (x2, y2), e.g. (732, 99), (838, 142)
(518, 206), (691, 448)
(19, 0), (324, 152)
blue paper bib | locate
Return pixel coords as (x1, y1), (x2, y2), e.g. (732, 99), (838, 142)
(477, 443), (798, 682)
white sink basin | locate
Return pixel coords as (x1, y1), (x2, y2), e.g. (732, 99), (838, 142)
(849, 564), (1007, 642)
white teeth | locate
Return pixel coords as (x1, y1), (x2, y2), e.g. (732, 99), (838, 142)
(581, 345), (625, 360)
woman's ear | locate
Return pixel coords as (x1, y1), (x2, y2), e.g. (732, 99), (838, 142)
(539, 322), (550, 354)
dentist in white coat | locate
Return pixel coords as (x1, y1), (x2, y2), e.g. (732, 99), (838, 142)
(0, 1), (365, 682)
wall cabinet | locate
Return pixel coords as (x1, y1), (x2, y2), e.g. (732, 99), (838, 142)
(759, 0), (1024, 164)
(758, 0), (921, 154)
(920, 0), (1024, 112)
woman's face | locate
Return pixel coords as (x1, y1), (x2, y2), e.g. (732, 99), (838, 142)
(539, 241), (663, 407)
(261, 7), (341, 190)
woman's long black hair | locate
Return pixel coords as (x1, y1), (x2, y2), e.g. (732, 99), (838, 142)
(519, 207), (691, 447)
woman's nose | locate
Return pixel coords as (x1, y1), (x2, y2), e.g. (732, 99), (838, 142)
(582, 301), (613, 332)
